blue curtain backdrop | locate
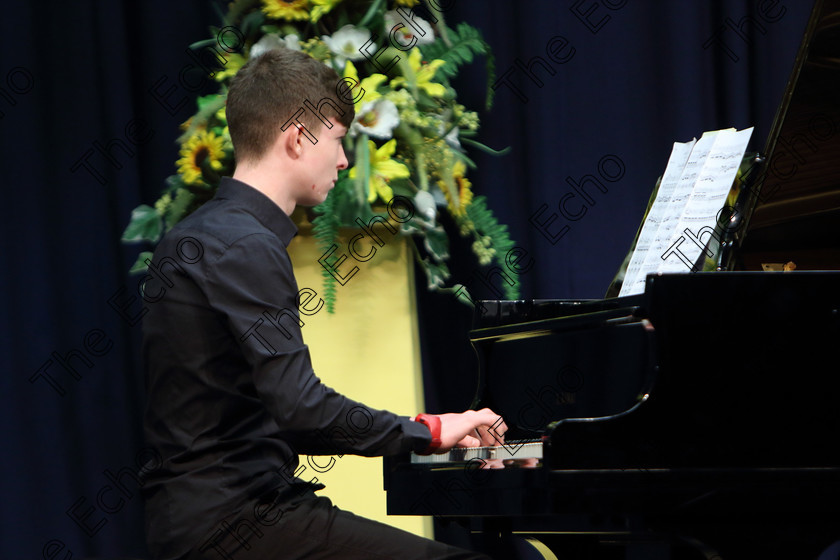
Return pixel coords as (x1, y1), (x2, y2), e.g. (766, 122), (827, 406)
(0, 1), (813, 558)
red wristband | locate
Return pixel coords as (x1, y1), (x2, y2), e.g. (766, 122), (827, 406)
(414, 413), (441, 454)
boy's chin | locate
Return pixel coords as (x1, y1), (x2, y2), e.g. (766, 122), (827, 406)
(297, 192), (329, 208)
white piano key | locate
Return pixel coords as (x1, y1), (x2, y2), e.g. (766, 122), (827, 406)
(410, 441), (543, 464)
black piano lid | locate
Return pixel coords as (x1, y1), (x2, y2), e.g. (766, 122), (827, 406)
(473, 295), (644, 330)
(738, 0), (840, 270)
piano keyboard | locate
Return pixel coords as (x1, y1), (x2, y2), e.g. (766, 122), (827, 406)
(410, 440), (543, 464)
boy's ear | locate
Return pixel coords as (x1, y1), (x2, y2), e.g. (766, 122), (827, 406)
(277, 123), (320, 160)
(280, 124), (305, 159)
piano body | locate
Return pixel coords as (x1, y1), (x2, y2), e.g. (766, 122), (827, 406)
(384, 1), (840, 558)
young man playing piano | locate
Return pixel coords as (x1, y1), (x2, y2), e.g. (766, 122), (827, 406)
(141, 47), (504, 560)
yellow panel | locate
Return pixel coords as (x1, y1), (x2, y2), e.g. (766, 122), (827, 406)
(287, 219), (431, 539)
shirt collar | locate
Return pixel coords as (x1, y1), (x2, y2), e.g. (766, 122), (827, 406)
(215, 177), (298, 245)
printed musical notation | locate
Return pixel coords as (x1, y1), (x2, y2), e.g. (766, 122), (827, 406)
(619, 127), (753, 296)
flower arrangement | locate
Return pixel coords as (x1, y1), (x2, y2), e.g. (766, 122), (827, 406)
(123, 0), (519, 312)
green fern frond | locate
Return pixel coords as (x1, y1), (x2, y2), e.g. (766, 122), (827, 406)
(483, 44), (496, 110)
(311, 187), (342, 314)
(421, 23), (485, 77)
(420, 23), (495, 109)
(464, 196), (520, 300)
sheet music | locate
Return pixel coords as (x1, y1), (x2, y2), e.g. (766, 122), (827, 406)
(656, 127), (752, 273)
(632, 130), (725, 287)
(619, 139), (696, 295)
(619, 127), (753, 296)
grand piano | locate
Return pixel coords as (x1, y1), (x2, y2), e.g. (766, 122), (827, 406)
(384, 1), (840, 558)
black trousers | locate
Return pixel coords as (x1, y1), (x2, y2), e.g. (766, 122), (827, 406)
(187, 490), (490, 560)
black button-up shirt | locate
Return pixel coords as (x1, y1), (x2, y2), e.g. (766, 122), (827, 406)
(141, 177), (430, 559)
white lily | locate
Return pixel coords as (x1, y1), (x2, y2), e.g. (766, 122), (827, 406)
(283, 33), (302, 51)
(384, 10), (435, 48)
(351, 98), (400, 139)
(322, 25), (370, 65)
(437, 111), (462, 150)
(250, 33), (301, 58)
(443, 125), (461, 150)
(414, 190), (437, 221)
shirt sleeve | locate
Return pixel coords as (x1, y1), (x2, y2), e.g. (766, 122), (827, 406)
(203, 232), (431, 456)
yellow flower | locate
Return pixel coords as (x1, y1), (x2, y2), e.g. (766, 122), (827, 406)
(311, 0), (341, 21)
(216, 106), (230, 142)
(214, 53), (248, 82)
(179, 116), (205, 133)
(261, 0), (310, 21)
(439, 159), (473, 216)
(391, 48), (446, 98)
(176, 130), (226, 185)
(394, 0), (420, 6)
(154, 193), (173, 215)
(349, 139), (410, 203)
(343, 60), (387, 111)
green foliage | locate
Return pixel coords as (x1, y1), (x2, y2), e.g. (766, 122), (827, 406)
(357, 0), (386, 27)
(311, 219), (340, 314)
(122, 205), (162, 244)
(223, 0), (262, 27)
(177, 94), (227, 143)
(164, 188), (197, 230)
(464, 195), (519, 300)
(414, 223), (452, 291)
(129, 251), (155, 274)
(419, 256), (450, 290)
(238, 9), (267, 36)
(311, 171), (357, 314)
(420, 22), (496, 109)
(422, 226), (450, 262)
(121, 1), (517, 313)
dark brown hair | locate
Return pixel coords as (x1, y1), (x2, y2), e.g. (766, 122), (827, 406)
(226, 48), (354, 163)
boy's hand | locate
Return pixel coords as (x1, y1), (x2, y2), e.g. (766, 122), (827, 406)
(434, 408), (507, 452)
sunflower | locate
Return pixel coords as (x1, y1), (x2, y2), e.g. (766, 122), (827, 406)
(176, 130), (226, 185)
(261, 0), (310, 21)
(439, 159), (473, 216)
